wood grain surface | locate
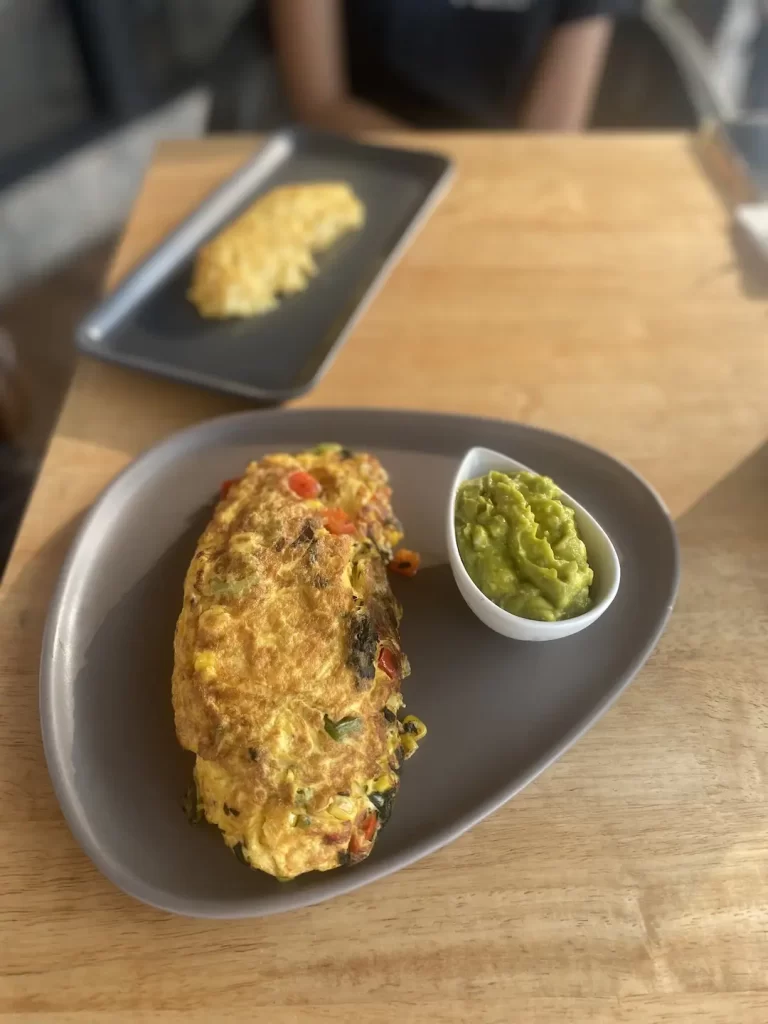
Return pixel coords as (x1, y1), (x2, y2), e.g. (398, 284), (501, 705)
(1, 134), (767, 1023)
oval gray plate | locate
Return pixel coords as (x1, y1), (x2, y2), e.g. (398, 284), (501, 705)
(40, 409), (679, 918)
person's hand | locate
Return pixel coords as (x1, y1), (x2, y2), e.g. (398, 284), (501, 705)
(306, 97), (407, 133)
(271, 0), (408, 136)
(519, 15), (615, 130)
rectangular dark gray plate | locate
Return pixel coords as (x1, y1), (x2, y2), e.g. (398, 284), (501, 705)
(77, 130), (453, 402)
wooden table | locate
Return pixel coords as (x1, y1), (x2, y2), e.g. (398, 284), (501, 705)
(1, 135), (767, 1023)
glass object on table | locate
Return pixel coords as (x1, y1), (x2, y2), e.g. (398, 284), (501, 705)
(648, 1), (768, 207)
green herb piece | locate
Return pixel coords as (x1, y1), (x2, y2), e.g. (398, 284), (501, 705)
(310, 443), (353, 459)
(324, 715), (363, 741)
(208, 575), (254, 598)
(368, 788), (396, 827)
(232, 842), (249, 866)
(182, 780), (203, 825)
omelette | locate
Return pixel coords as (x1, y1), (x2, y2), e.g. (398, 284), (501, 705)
(172, 444), (425, 879)
(187, 182), (365, 319)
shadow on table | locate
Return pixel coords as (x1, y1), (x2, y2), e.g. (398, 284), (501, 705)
(0, 513), (134, 907)
(675, 438), (767, 539)
(665, 439), (766, 665)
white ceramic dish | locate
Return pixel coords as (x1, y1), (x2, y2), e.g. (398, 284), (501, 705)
(447, 446), (621, 641)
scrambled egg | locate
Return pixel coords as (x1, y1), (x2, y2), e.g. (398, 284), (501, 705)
(172, 444), (424, 879)
(188, 182), (365, 318)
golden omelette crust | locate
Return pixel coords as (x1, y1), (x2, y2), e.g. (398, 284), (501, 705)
(187, 182), (365, 318)
(172, 447), (413, 879)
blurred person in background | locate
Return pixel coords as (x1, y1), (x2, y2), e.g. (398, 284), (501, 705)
(0, 330), (31, 573)
(270, 0), (635, 132)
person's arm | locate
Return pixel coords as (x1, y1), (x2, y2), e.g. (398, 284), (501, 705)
(518, 15), (614, 130)
(269, 0), (404, 131)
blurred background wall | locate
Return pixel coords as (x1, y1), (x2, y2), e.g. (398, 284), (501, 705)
(1, 0), (731, 301)
(0, 0), (276, 298)
(1, 0), (767, 575)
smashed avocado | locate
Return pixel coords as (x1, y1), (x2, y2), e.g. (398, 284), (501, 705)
(455, 470), (593, 622)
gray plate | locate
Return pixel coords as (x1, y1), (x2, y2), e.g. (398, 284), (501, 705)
(40, 409), (679, 919)
(76, 130), (452, 403)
